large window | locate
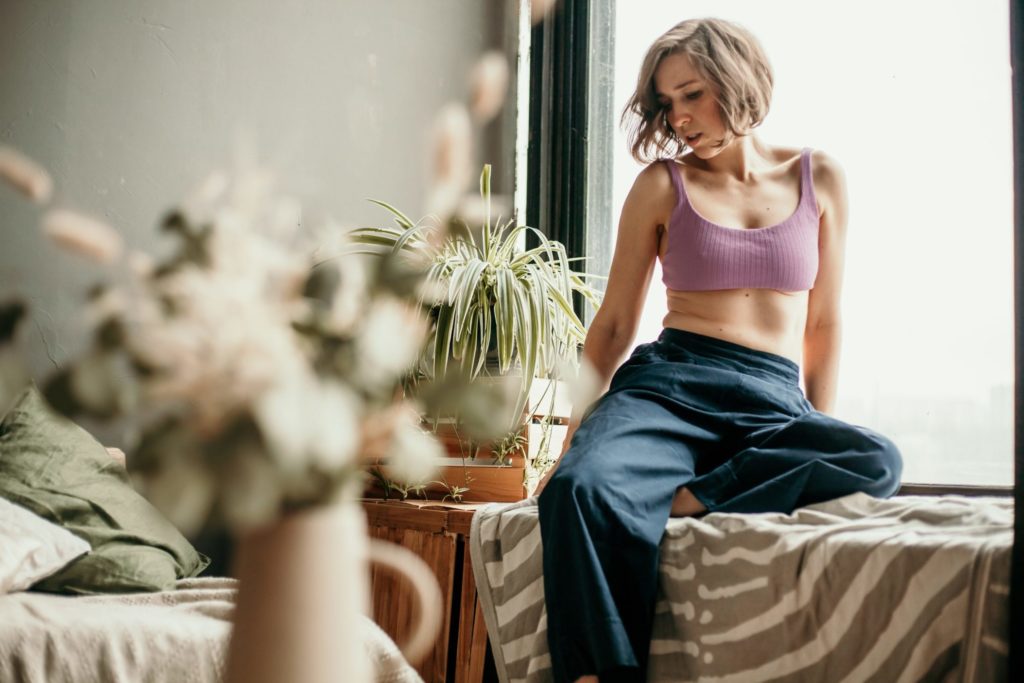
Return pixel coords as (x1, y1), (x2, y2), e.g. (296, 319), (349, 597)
(607, 1), (1013, 486)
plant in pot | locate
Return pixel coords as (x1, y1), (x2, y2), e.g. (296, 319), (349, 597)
(349, 165), (604, 502)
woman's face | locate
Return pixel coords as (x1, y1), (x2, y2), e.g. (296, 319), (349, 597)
(653, 52), (725, 156)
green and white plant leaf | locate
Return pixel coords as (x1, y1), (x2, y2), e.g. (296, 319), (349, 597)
(349, 165), (604, 432)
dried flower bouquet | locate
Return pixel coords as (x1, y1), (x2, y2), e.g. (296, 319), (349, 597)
(0, 148), (487, 534)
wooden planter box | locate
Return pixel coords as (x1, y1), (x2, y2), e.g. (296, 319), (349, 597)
(366, 378), (571, 503)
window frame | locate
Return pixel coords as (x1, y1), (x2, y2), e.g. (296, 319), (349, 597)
(526, 0), (1023, 670)
(525, 0), (614, 324)
(528, 0), (1015, 499)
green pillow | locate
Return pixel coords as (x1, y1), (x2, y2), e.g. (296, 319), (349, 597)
(0, 386), (209, 594)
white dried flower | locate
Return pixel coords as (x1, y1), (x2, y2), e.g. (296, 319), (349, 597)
(42, 209), (123, 264)
(415, 273), (448, 308)
(129, 267), (308, 435)
(431, 103), (472, 191)
(256, 372), (361, 474)
(358, 403), (407, 462)
(127, 250), (155, 278)
(469, 52), (510, 124)
(181, 170), (229, 225)
(385, 416), (444, 486)
(41, 154), (462, 527)
(306, 380), (362, 470)
(353, 296), (429, 391)
(556, 355), (601, 419)
(230, 166), (276, 222)
(201, 205), (309, 306)
(85, 287), (127, 325)
(456, 192), (512, 229)
(309, 218), (354, 264)
(531, 0), (556, 24)
(423, 180), (463, 226)
(0, 145), (53, 203)
(268, 196), (302, 239)
(328, 257), (370, 333)
(255, 369), (319, 469)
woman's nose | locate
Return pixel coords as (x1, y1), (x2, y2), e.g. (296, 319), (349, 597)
(669, 102), (690, 127)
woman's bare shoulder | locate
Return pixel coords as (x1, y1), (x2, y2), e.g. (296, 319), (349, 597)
(808, 148), (848, 216)
(614, 161), (679, 236)
(624, 160), (677, 222)
(633, 159), (674, 193)
(808, 147), (844, 177)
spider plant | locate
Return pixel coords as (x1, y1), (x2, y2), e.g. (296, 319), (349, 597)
(349, 165), (603, 430)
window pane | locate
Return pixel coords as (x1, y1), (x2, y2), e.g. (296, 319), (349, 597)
(610, 0), (1013, 485)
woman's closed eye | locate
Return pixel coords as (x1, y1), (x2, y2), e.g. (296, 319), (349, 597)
(657, 92), (701, 110)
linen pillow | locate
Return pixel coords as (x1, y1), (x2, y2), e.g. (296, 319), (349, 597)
(0, 386), (209, 594)
(0, 496), (91, 594)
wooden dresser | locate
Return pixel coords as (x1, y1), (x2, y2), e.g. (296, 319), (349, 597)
(362, 499), (499, 683)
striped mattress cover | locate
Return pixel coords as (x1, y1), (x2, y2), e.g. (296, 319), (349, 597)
(469, 492), (1011, 682)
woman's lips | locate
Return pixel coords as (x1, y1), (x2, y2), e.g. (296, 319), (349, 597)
(685, 132), (702, 144)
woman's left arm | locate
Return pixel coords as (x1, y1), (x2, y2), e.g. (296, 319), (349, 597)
(803, 151), (850, 414)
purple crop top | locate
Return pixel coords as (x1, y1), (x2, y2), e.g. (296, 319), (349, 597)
(661, 147), (820, 292)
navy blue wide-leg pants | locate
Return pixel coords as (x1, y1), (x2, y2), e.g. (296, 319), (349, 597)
(537, 328), (902, 682)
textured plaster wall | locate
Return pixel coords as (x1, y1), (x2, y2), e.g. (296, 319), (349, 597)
(0, 0), (508, 380)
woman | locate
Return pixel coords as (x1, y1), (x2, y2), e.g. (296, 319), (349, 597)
(535, 17), (903, 683)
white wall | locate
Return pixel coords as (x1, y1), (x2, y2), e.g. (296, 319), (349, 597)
(1, 0), (511, 376)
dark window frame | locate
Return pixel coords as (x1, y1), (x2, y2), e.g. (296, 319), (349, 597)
(528, 0), (1023, 671)
(525, 0), (588, 273)
(525, 0), (614, 323)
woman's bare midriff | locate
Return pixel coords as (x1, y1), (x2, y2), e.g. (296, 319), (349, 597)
(662, 287), (808, 364)
(656, 145), (815, 364)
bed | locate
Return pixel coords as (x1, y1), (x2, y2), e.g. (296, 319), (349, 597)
(0, 577), (424, 683)
(469, 492), (1011, 682)
(0, 387), (426, 683)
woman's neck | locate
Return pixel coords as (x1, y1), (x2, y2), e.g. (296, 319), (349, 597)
(694, 133), (776, 183)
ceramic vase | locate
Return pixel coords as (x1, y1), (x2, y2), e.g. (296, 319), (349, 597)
(224, 502), (441, 683)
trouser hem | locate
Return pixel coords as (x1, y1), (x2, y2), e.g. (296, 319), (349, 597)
(687, 461), (739, 512)
(552, 615), (640, 681)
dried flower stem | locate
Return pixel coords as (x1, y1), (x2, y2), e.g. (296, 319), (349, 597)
(0, 146), (53, 204)
(42, 209), (124, 264)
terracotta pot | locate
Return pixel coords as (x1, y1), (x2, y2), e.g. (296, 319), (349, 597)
(224, 502), (442, 683)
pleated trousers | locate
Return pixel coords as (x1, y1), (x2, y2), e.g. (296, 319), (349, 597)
(537, 327), (903, 682)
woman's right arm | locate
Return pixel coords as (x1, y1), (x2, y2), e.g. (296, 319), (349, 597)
(537, 163), (674, 491)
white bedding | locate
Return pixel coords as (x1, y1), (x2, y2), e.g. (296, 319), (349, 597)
(0, 577), (423, 683)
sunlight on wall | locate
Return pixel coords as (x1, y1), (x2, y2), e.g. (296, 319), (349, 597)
(610, 0), (1013, 485)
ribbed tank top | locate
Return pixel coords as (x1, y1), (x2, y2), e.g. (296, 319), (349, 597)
(661, 147), (819, 292)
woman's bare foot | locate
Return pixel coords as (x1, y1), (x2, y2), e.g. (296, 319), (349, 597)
(670, 487), (707, 517)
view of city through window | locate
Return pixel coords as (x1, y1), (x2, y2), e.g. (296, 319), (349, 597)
(608, 1), (1013, 485)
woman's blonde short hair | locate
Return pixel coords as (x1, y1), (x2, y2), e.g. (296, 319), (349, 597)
(621, 18), (774, 163)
